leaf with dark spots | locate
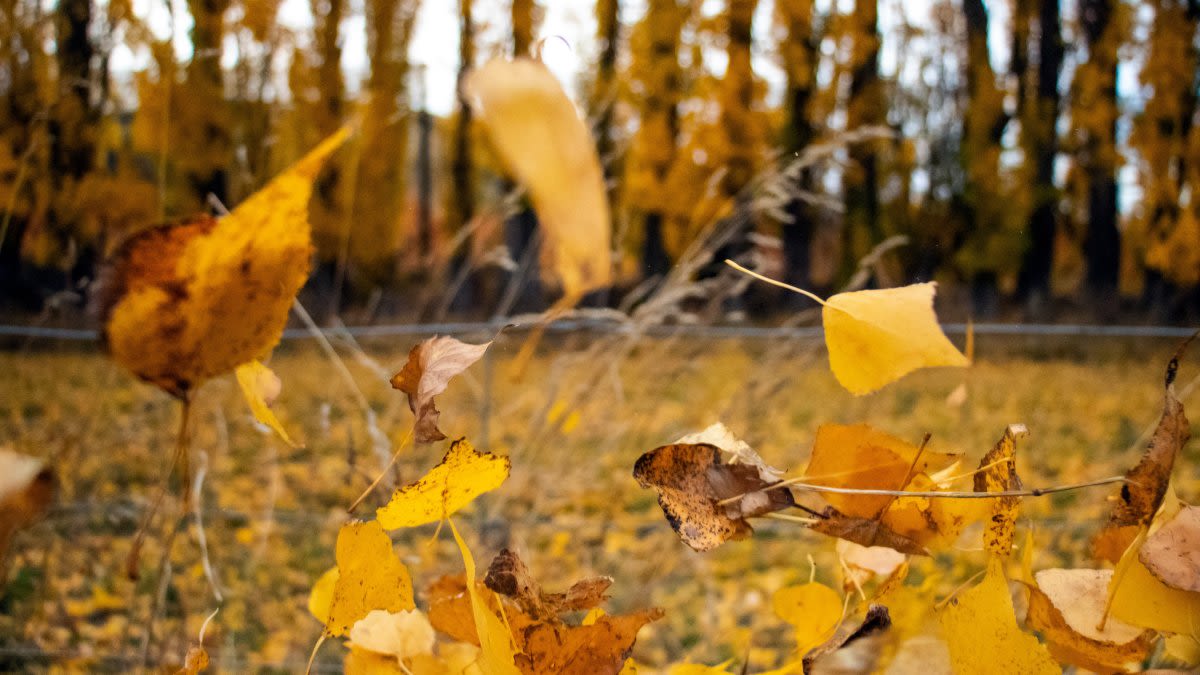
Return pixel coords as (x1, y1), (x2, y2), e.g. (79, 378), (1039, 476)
(391, 336), (492, 442)
(973, 424), (1027, 557)
(1095, 338), (1193, 563)
(513, 608), (665, 675)
(802, 604), (891, 674)
(808, 507), (929, 556)
(634, 443), (795, 552)
(484, 549), (613, 621)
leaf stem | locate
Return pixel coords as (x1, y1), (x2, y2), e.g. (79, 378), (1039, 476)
(347, 428), (414, 514)
(724, 259), (827, 306)
(719, 475), (1128, 506)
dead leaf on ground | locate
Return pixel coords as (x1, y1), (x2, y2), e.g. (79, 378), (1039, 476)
(1025, 568), (1155, 673)
(973, 424), (1028, 557)
(376, 438), (509, 529)
(391, 336), (491, 443)
(634, 443), (795, 551)
(802, 604), (891, 674)
(483, 548), (612, 621)
(0, 449), (55, 568)
(1140, 504), (1200, 592)
(1095, 340), (1192, 562)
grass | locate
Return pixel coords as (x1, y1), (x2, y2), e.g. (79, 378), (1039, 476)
(0, 331), (1197, 672)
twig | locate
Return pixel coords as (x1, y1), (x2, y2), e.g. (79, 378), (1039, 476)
(723, 259), (827, 306)
(191, 451), (223, 602)
(720, 475), (1128, 505)
(127, 395), (193, 580)
(347, 428), (414, 513)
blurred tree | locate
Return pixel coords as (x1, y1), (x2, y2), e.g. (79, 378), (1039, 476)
(1073, 0), (1125, 304)
(593, 0), (621, 170)
(500, 0), (542, 312)
(842, 0), (884, 275)
(776, 0), (821, 291)
(178, 0), (233, 209)
(623, 0), (687, 279)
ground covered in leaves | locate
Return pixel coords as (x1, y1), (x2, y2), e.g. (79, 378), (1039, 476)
(1, 332), (1197, 672)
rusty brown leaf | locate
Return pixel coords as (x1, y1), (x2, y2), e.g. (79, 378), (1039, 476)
(809, 507), (929, 556)
(513, 608), (665, 675)
(483, 549), (612, 621)
(391, 336), (491, 443)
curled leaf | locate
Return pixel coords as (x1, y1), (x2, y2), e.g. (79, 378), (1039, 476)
(97, 129), (349, 397)
(674, 422), (784, 481)
(391, 336), (491, 443)
(483, 548), (613, 621)
(463, 58), (611, 299)
(634, 443), (795, 552)
(1095, 343), (1191, 563)
(326, 520), (415, 637)
(1026, 568), (1155, 673)
(376, 438), (510, 529)
(1140, 504), (1200, 592)
(809, 506), (929, 556)
(801, 604), (890, 674)
(175, 645), (209, 675)
(235, 360), (300, 447)
(822, 283), (968, 396)
(448, 520), (522, 675)
(973, 424), (1028, 557)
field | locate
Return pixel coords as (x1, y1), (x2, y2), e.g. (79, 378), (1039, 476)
(1, 331), (1197, 672)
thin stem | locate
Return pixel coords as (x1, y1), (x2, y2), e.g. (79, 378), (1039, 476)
(347, 428), (414, 513)
(305, 633), (328, 675)
(126, 394), (193, 580)
(764, 512), (819, 525)
(720, 475), (1128, 505)
(724, 259), (827, 306)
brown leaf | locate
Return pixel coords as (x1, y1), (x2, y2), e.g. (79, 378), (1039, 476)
(513, 608), (664, 675)
(634, 443), (795, 552)
(801, 604), (891, 674)
(1095, 340), (1192, 562)
(391, 336), (491, 442)
(973, 424), (1027, 557)
(427, 574), (537, 647)
(0, 450), (55, 569)
(1139, 504), (1200, 592)
(174, 645), (210, 675)
(809, 507), (929, 556)
(483, 549), (613, 621)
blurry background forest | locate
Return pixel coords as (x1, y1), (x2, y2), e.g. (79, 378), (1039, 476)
(3, 0), (1200, 323)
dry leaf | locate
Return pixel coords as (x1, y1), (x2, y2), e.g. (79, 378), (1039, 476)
(235, 360), (300, 447)
(0, 450), (54, 567)
(483, 548), (613, 621)
(1026, 568), (1155, 673)
(391, 336), (491, 443)
(463, 58), (611, 299)
(1140, 504), (1200, 592)
(837, 540), (907, 587)
(973, 424), (1028, 557)
(822, 283), (968, 395)
(1095, 343), (1191, 562)
(802, 604), (890, 674)
(634, 443), (795, 552)
(97, 128), (348, 397)
(772, 582), (844, 655)
(449, 520), (522, 675)
(376, 438), (509, 529)
(674, 422), (785, 481)
(326, 520), (415, 637)
(1108, 533), (1200, 635)
(514, 609), (664, 675)
(938, 557), (1059, 675)
(810, 507), (929, 556)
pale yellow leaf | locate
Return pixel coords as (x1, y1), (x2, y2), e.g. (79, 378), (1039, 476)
(235, 360), (299, 447)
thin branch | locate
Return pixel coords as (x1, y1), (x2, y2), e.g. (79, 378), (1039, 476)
(721, 474), (1129, 506)
(723, 259), (827, 306)
(347, 428), (414, 514)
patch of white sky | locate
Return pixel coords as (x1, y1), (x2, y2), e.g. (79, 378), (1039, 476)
(108, 0), (1147, 211)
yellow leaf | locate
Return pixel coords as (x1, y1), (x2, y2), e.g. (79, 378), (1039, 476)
(376, 439), (510, 529)
(448, 519), (521, 675)
(823, 283), (968, 395)
(308, 566), (339, 625)
(974, 424), (1028, 557)
(235, 360), (300, 447)
(326, 520), (415, 637)
(463, 58), (611, 299)
(772, 583), (843, 655)
(938, 557), (1059, 675)
(99, 128), (349, 397)
(1109, 535), (1200, 636)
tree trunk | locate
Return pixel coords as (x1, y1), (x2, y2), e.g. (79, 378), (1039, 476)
(842, 0), (882, 278)
(778, 0), (819, 294)
(1079, 0), (1121, 304)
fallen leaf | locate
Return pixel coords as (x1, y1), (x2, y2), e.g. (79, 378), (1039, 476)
(1026, 568), (1155, 673)
(347, 609), (436, 661)
(973, 424), (1028, 557)
(1139, 504), (1200, 592)
(326, 520), (415, 637)
(483, 548), (612, 621)
(514, 608), (664, 675)
(175, 645), (209, 674)
(376, 438), (509, 529)
(938, 557), (1059, 675)
(97, 128), (349, 397)
(822, 283), (968, 396)
(802, 604), (890, 674)
(391, 336), (491, 443)
(463, 58), (611, 299)
(634, 443), (795, 551)
(773, 582), (844, 655)
(0, 450), (54, 567)
(449, 520), (522, 675)
(1095, 343), (1191, 563)
(235, 360), (300, 447)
